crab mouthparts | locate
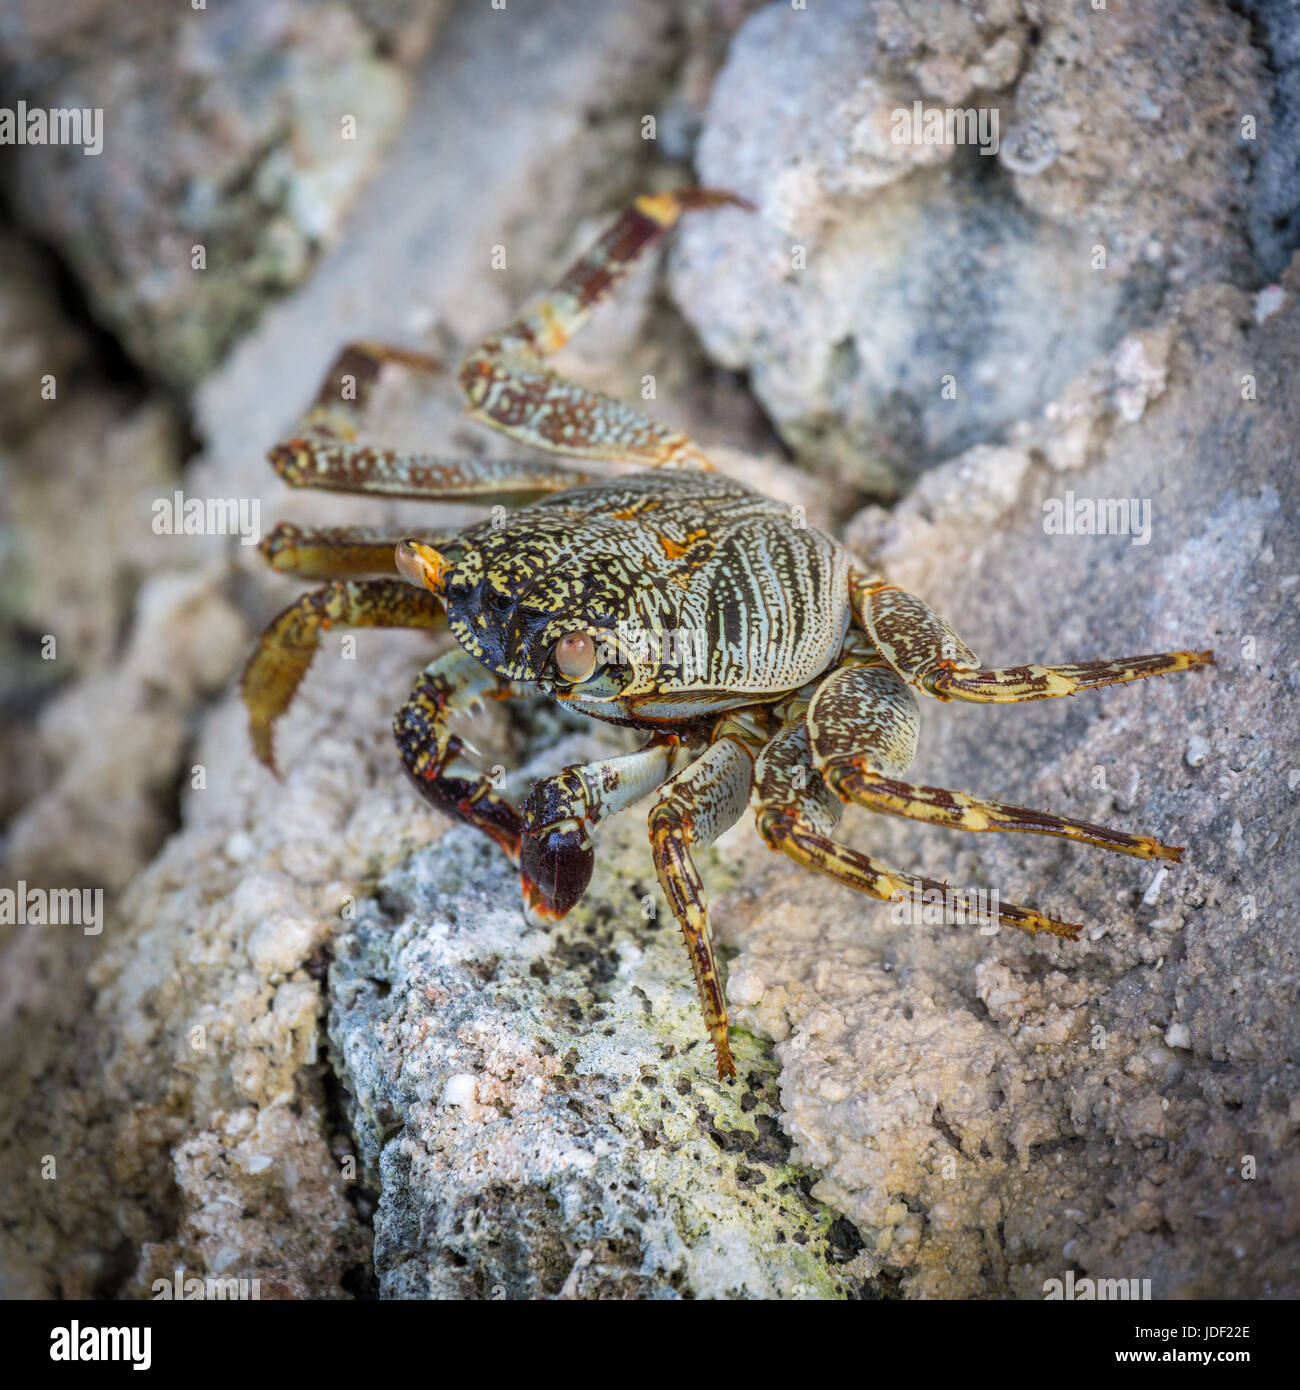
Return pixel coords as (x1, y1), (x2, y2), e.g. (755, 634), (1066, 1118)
(396, 539), (449, 597)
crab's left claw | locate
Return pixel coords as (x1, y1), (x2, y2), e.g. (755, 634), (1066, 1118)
(520, 771), (596, 925)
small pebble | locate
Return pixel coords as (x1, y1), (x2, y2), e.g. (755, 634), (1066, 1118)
(443, 1074), (478, 1107)
(225, 831), (254, 862)
(1142, 864), (1168, 907)
(1254, 284), (1286, 323)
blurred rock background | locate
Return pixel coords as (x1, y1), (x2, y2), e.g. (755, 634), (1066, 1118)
(0, 0), (1296, 1298)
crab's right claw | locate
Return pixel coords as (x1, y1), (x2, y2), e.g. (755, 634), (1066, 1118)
(520, 822), (595, 928)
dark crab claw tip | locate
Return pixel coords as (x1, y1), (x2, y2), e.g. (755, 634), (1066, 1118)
(395, 539), (448, 597)
(520, 876), (566, 928)
(520, 823), (594, 924)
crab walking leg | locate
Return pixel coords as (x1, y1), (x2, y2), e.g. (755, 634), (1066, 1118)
(394, 648), (535, 865)
(259, 523), (461, 579)
(296, 340), (446, 441)
(854, 576), (1214, 702)
(270, 444), (599, 503)
(752, 721), (1082, 943)
(242, 579), (444, 772)
(807, 664), (1185, 861)
(472, 190), (750, 362)
(648, 734), (756, 1079)
(519, 736), (682, 925)
(458, 188), (751, 471)
(268, 339), (595, 501)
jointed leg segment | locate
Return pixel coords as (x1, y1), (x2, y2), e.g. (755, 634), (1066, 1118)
(807, 664), (1186, 862)
(268, 339), (597, 502)
(855, 578), (1213, 703)
(769, 576), (1216, 951)
(751, 721), (1083, 942)
(264, 189), (749, 505)
(259, 523), (455, 580)
(830, 769), (1185, 861)
(458, 188), (750, 471)
(242, 578), (444, 772)
(649, 734), (757, 1079)
(271, 433), (598, 503)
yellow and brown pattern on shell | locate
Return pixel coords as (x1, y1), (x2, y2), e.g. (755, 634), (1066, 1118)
(441, 470), (852, 724)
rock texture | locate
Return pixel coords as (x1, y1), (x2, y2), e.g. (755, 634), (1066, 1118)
(768, 278), (1300, 1297)
(331, 731), (869, 1300)
(0, 0), (1297, 1303)
(670, 0), (1274, 494)
(0, 0), (448, 388)
(1239, 0), (1300, 277)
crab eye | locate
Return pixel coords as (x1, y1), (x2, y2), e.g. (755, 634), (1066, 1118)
(555, 631), (597, 683)
(395, 538), (448, 595)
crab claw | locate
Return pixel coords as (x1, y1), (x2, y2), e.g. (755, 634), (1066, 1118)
(520, 821), (594, 927)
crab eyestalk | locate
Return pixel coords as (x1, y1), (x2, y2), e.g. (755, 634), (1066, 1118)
(395, 538), (450, 598)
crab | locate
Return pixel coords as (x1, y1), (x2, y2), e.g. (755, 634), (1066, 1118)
(242, 188), (1213, 1079)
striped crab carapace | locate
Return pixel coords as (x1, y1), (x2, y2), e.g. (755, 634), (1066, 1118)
(242, 189), (1213, 1079)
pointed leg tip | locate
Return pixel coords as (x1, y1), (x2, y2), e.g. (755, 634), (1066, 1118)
(1042, 917), (1083, 942)
(999, 904), (1083, 941)
(672, 186), (756, 214)
(1132, 836), (1183, 862)
(248, 724), (279, 778)
(709, 1028), (737, 1080)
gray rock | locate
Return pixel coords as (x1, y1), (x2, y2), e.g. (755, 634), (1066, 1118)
(1228, 0), (1300, 279)
(0, 234), (87, 445)
(1002, 0), (1263, 285)
(824, 272), (1300, 1296)
(1, 0), (1296, 1305)
(0, 0), (449, 388)
(329, 733), (871, 1299)
(670, 0), (1276, 495)
(0, 238), (196, 869)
